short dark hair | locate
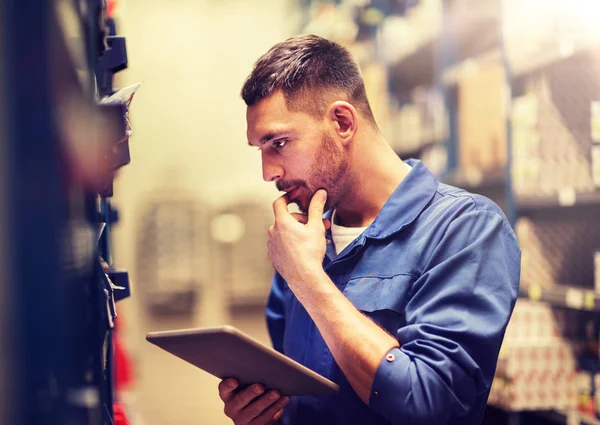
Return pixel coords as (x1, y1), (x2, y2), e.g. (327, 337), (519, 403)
(241, 34), (376, 125)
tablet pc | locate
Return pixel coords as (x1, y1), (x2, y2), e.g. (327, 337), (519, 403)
(146, 325), (339, 396)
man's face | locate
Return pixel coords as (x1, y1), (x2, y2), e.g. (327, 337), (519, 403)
(247, 91), (348, 213)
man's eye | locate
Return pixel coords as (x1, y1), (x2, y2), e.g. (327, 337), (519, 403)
(273, 140), (287, 149)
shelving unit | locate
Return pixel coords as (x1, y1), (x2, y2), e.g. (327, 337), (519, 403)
(510, 45), (600, 80)
(388, 37), (437, 91)
(517, 191), (600, 214)
(300, 1), (600, 424)
(395, 139), (445, 161)
(488, 400), (600, 424)
(496, 408), (600, 425)
(445, 167), (507, 192)
(538, 410), (600, 425)
(1, 1), (132, 423)
(441, 48), (503, 86)
(518, 283), (600, 313)
(388, 5), (500, 91)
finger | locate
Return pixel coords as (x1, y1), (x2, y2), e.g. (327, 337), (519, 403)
(228, 384), (265, 417)
(218, 378), (239, 402)
(308, 190), (327, 226)
(241, 391), (281, 423)
(291, 213), (308, 224)
(292, 213), (330, 229)
(272, 409), (284, 422)
(251, 396), (290, 425)
(272, 195), (291, 218)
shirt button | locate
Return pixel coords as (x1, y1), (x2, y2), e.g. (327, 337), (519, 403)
(326, 239), (332, 244)
(386, 353), (395, 362)
(373, 391), (379, 396)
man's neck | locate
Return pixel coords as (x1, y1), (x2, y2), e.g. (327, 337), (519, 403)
(333, 133), (412, 228)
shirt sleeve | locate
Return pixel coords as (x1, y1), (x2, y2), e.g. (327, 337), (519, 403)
(266, 273), (287, 354)
(369, 210), (521, 425)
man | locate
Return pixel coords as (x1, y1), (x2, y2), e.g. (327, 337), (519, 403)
(218, 34), (520, 425)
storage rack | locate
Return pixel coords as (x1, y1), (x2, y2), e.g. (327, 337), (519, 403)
(1, 0), (132, 424)
(299, 1), (600, 424)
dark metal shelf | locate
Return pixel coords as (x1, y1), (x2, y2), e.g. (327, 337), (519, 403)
(388, 8), (499, 92)
(444, 167), (506, 192)
(395, 139), (445, 160)
(388, 38), (437, 91)
(511, 45), (600, 81)
(518, 283), (600, 313)
(441, 48), (502, 87)
(489, 404), (600, 425)
(534, 409), (600, 425)
(517, 191), (600, 214)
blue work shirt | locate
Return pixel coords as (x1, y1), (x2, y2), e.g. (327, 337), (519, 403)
(266, 159), (521, 425)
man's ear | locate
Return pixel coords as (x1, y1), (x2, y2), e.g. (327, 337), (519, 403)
(326, 101), (358, 146)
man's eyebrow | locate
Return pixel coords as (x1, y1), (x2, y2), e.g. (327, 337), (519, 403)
(248, 132), (288, 146)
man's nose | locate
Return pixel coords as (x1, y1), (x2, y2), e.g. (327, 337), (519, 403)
(262, 153), (283, 182)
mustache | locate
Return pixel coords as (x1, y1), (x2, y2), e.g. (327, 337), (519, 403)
(276, 180), (308, 192)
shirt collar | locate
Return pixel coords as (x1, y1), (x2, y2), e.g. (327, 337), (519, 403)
(324, 159), (439, 240)
(367, 159), (438, 239)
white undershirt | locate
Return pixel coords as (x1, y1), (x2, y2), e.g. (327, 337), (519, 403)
(330, 210), (368, 255)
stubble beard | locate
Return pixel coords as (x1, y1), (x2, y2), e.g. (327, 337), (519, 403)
(298, 132), (348, 214)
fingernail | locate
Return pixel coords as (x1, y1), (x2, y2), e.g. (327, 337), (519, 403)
(254, 385), (264, 394)
(228, 380), (237, 389)
(318, 189), (327, 201)
(281, 396), (290, 405)
(268, 391), (279, 400)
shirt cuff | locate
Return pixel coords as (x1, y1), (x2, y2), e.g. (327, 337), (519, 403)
(369, 346), (412, 424)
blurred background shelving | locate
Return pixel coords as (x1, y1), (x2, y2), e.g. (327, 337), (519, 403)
(298, 1), (600, 424)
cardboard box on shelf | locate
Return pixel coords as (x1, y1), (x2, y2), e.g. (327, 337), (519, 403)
(515, 217), (600, 291)
(511, 93), (541, 195)
(398, 105), (422, 153)
(499, 342), (576, 377)
(592, 145), (600, 188)
(512, 74), (599, 196)
(512, 93), (540, 157)
(495, 372), (577, 411)
(391, 86), (448, 157)
(493, 342), (577, 411)
(595, 251), (600, 294)
(494, 298), (580, 411)
(362, 63), (392, 144)
(590, 101), (600, 143)
(594, 374), (600, 418)
(515, 219), (556, 289)
(458, 62), (507, 172)
(579, 372), (595, 416)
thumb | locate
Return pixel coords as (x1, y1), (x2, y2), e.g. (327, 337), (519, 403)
(308, 189), (327, 225)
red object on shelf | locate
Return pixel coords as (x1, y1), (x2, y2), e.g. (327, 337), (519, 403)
(113, 317), (134, 391)
(107, 0), (118, 18)
(113, 402), (130, 425)
(115, 337), (134, 390)
(113, 316), (135, 424)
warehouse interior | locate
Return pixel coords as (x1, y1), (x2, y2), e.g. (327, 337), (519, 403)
(2, 0), (600, 424)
